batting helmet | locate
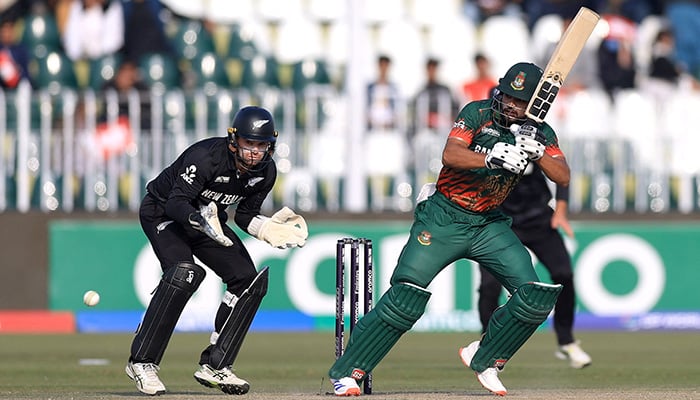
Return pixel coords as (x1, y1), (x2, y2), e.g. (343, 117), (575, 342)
(496, 62), (543, 102)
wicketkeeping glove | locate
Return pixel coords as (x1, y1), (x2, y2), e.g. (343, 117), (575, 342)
(247, 207), (308, 249)
(511, 123), (546, 160)
(485, 142), (529, 174)
(189, 202), (234, 246)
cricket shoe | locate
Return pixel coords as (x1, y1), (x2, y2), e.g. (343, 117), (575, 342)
(194, 364), (250, 395)
(459, 341), (507, 396)
(555, 341), (592, 369)
(331, 377), (361, 396)
(125, 361), (166, 396)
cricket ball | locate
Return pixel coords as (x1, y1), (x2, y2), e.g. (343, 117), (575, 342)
(83, 290), (100, 307)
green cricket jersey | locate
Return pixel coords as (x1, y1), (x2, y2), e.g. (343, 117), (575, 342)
(436, 99), (563, 212)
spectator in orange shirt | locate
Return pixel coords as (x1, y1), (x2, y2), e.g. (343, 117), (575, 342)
(461, 53), (497, 102)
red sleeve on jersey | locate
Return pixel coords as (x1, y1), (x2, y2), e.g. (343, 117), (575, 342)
(447, 118), (474, 145)
(545, 143), (564, 158)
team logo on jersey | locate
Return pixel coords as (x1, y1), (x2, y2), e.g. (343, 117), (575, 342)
(453, 119), (467, 130)
(252, 119), (270, 129)
(215, 176), (230, 183)
(180, 165), (197, 184)
(247, 177), (264, 188)
(156, 220), (174, 233)
(510, 71), (526, 91)
(417, 231), (432, 246)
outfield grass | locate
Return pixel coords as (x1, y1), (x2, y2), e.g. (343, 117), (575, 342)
(0, 331), (699, 399)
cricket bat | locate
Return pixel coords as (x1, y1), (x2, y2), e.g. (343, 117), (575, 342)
(525, 7), (601, 123)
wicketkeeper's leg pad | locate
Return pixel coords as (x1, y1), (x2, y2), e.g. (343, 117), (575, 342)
(328, 282), (431, 380)
(130, 262), (206, 364)
(469, 282), (562, 372)
(202, 267), (269, 369)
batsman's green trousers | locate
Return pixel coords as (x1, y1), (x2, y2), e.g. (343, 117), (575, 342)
(328, 191), (545, 379)
(391, 191), (538, 291)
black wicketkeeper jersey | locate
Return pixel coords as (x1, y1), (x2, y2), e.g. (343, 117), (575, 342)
(500, 162), (568, 229)
(145, 136), (276, 230)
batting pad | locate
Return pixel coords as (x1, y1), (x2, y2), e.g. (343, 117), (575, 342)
(207, 267), (269, 369)
(130, 262), (206, 364)
(329, 283), (431, 380)
(469, 282), (562, 372)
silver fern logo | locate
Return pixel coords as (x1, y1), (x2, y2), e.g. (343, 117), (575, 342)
(252, 119), (270, 129)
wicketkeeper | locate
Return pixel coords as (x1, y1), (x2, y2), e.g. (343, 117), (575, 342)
(126, 106), (308, 396)
(328, 62), (570, 396)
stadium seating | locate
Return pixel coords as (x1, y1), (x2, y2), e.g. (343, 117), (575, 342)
(661, 91), (700, 213)
(425, 15), (478, 90)
(613, 89), (663, 213)
(478, 15), (531, 78)
(409, 0), (462, 28)
(530, 14), (563, 64)
(189, 51), (230, 91)
(375, 18), (425, 97)
(88, 53), (123, 91)
(275, 15), (324, 64)
(307, 0), (348, 22)
(291, 59), (332, 92)
(364, 129), (410, 211)
(138, 53), (180, 93)
(20, 11), (62, 59)
(33, 51), (79, 93)
(239, 54), (281, 91)
(171, 19), (217, 62)
(256, 0), (305, 23)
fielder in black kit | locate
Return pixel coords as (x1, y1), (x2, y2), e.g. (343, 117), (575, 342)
(478, 162), (592, 369)
(125, 106), (308, 396)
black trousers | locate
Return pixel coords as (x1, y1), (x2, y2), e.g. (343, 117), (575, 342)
(478, 223), (576, 345)
(139, 194), (258, 295)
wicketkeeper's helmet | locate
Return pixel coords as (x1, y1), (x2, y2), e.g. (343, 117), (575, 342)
(228, 106), (278, 148)
(227, 106), (278, 171)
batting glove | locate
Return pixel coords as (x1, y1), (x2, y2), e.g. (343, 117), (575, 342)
(485, 142), (529, 174)
(511, 123), (546, 160)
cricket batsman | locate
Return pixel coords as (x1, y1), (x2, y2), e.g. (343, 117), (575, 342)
(329, 62), (570, 396)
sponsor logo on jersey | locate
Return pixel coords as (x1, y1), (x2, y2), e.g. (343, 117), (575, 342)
(215, 176), (230, 183)
(511, 71), (526, 91)
(180, 164), (197, 184)
(481, 126), (500, 137)
(252, 119), (270, 129)
(417, 230), (432, 246)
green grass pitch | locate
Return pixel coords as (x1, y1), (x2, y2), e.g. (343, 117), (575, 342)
(1, 331), (699, 399)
